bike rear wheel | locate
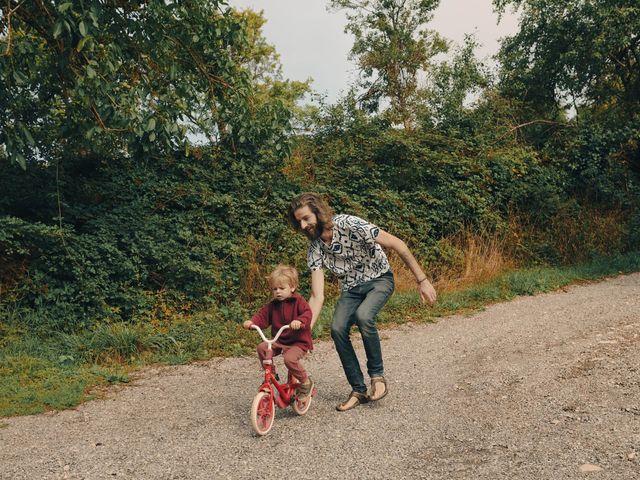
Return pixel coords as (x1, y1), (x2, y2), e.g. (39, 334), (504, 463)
(250, 391), (275, 436)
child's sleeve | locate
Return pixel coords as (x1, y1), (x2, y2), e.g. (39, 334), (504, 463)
(249, 304), (271, 329)
(295, 298), (313, 330)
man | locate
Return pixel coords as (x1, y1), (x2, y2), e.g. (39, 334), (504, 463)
(288, 192), (437, 411)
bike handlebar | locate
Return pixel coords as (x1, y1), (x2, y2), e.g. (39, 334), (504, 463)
(251, 324), (290, 346)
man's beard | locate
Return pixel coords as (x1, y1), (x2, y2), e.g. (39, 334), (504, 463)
(303, 219), (324, 240)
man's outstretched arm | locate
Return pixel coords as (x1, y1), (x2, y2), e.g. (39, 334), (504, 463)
(308, 268), (325, 329)
(375, 230), (437, 306)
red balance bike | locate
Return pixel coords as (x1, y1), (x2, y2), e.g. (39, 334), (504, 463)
(249, 324), (316, 436)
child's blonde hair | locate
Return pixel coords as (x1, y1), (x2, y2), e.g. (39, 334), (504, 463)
(267, 265), (299, 289)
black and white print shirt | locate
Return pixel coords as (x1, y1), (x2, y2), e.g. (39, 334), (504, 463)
(307, 214), (390, 291)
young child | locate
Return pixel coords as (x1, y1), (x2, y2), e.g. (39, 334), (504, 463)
(243, 265), (314, 400)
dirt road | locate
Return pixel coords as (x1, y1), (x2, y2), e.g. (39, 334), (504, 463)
(2, 273), (639, 480)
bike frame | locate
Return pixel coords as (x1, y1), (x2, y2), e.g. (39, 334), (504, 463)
(252, 324), (297, 409)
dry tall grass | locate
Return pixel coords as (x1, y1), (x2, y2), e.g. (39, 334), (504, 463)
(548, 207), (628, 262)
(389, 230), (515, 294)
(435, 232), (515, 293)
(505, 206), (629, 264)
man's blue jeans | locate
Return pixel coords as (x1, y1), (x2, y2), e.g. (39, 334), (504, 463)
(330, 271), (395, 393)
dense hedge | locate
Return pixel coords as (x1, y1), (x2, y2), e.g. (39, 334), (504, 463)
(2, 107), (638, 335)
(0, 151), (303, 333)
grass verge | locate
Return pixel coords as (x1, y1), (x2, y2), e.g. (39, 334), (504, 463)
(1, 251), (639, 417)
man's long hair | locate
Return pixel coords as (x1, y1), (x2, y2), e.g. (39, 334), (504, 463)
(288, 192), (334, 233)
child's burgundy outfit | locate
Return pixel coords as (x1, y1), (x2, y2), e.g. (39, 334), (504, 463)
(250, 292), (313, 382)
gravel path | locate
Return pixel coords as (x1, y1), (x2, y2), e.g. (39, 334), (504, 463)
(2, 273), (639, 480)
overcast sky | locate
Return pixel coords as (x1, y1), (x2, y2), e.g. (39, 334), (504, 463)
(227, 0), (520, 102)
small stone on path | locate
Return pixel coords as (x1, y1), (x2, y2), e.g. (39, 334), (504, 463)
(579, 463), (603, 472)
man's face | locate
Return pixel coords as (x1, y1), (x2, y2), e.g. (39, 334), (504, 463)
(294, 206), (321, 240)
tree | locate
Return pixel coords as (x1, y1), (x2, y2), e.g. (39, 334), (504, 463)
(495, 0), (640, 118)
(329, 0), (447, 130)
(492, 0), (640, 164)
(494, 0), (640, 218)
(230, 8), (312, 134)
(423, 35), (490, 132)
(0, 0), (292, 168)
(0, 1), (303, 330)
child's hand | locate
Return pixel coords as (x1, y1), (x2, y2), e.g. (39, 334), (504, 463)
(290, 320), (302, 330)
(242, 320), (253, 330)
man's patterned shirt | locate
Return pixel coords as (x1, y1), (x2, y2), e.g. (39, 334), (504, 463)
(307, 214), (391, 291)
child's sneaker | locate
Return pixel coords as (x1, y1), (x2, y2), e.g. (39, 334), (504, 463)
(297, 378), (314, 401)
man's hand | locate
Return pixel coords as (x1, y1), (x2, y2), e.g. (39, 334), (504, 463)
(290, 320), (302, 330)
(419, 279), (437, 306)
(242, 320), (253, 330)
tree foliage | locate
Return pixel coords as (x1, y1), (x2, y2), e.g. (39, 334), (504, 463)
(0, 2), (301, 331)
(0, 0), (294, 168)
(494, 0), (640, 201)
(495, 0), (640, 117)
(0, 148), (301, 333)
(329, 0), (447, 129)
(422, 36), (490, 132)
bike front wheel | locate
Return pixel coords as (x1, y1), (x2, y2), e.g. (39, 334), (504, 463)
(250, 391), (275, 436)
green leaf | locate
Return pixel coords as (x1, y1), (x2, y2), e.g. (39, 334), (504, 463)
(89, 9), (99, 26)
(77, 37), (88, 52)
(84, 127), (98, 139)
(53, 21), (63, 39)
(12, 71), (27, 85)
(79, 21), (87, 37)
(20, 125), (35, 146)
(146, 118), (156, 131)
(58, 2), (73, 13)
(86, 66), (96, 78)
(15, 153), (26, 170)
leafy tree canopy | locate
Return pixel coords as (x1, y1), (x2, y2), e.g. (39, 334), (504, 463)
(422, 35), (491, 132)
(495, 0), (640, 117)
(329, 0), (447, 130)
(0, 0), (295, 168)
